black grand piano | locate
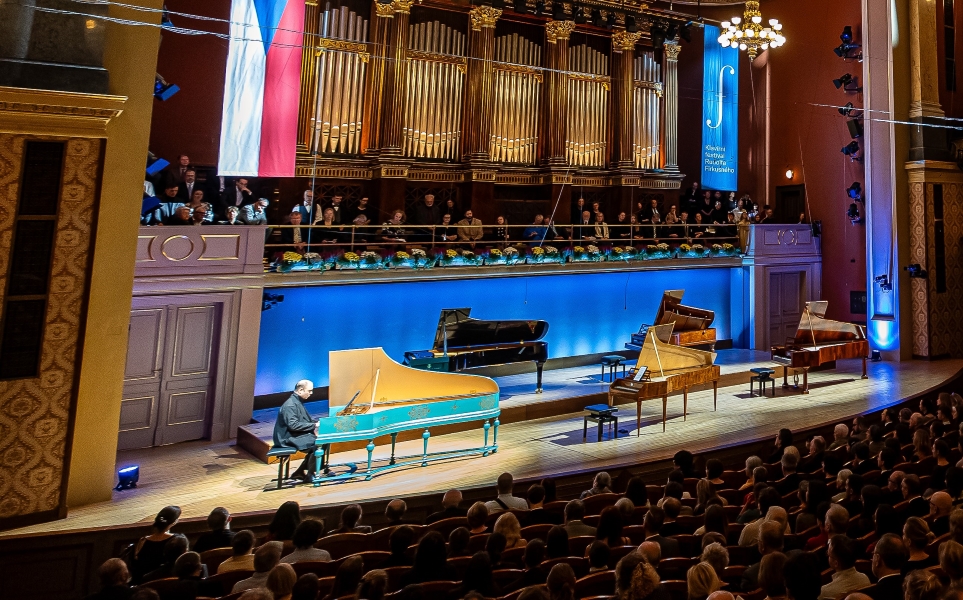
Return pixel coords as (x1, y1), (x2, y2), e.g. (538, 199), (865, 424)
(405, 308), (549, 392)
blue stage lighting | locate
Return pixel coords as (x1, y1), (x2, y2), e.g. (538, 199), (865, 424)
(116, 465), (140, 490)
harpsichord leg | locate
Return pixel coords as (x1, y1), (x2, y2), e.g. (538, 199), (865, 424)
(861, 357), (868, 379)
(802, 369), (810, 394)
(422, 429), (430, 467)
(535, 360), (545, 393)
(389, 433), (398, 465)
(493, 418), (500, 453)
(483, 420), (491, 456)
(312, 445), (324, 488)
(365, 439), (375, 477)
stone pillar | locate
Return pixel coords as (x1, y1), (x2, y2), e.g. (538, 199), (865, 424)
(361, 1), (394, 155)
(661, 42), (681, 172)
(540, 20), (575, 166)
(610, 29), (641, 169)
(862, 0), (912, 358)
(907, 0), (949, 160)
(463, 6), (502, 162)
(378, 0), (414, 156)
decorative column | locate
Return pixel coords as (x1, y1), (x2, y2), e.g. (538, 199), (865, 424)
(463, 5), (502, 162)
(541, 20), (575, 166)
(378, 0), (414, 156)
(610, 29), (641, 169)
(297, 1), (321, 151)
(908, 0), (949, 161)
(361, 1), (395, 155)
(661, 41), (681, 172)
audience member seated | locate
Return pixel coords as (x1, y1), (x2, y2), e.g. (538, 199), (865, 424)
(930, 491), (953, 535)
(241, 199), (269, 225)
(625, 476), (649, 506)
(401, 531), (456, 585)
(883, 471), (905, 505)
(167, 552), (220, 600)
(694, 504), (729, 539)
(796, 479), (829, 533)
(425, 489), (466, 524)
(586, 541), (611, 573)
(142, 534), (189, 582)
(329, 503), (371, 535)
(547, 562), (576, 600)
(354, 570), (387, 600)
(280, 519), (331, 564)
(757, 552), (788, 600)
(232, 542), (284, 593)
(615, 550), (667, 600)
(581, 471), (613, 499)
(494, 512), (527, 549)
(512, 539), (547, 590)
(593, 506), (630, 549)
(487, 532), (509, 569)
(384, 499), (410, 526)
(86, 559), (132, 600)
(384, 526), (415, 567)
(903, 516), (938, 571)
(322, 556), (363, 600)
(694, 480), (727, 516)
(486, 472), (528, 512)
(659, 497), (684, 536)
(457, 552), (500, 598)
(829, 423), (850, 450)
(467, 502), (489, 534)
(192, 507), (234, 554)
(562, 500), (596, 538)
(130, 506), (181, 583)
(742, 520), (784, 591)
(456, 210), (484, 248)
(902, 570), (943, 600)
(687, 561), (722, 600)
(642, 505), (680, 558)
(219, 205), (243, 225)
(775, 450), (801, 495)
(849, 486), (881, 539)
(800, 436), (827, 473)
(527, 485), (559, 525)
(850, 443), (875, 475)
(902, 475), (930, 517)
(217, 530), (257, 573)
(266, 564), (296, 600)
(868, 533), (907, 600)
(941, 540), (963, 588)
(546, 525), (570, 559)
(267, 501), (302, 541)
(448, 527), (471, 557)
(700, 542), (729, 580)
(818, 536), (869, 600)
(738, 488), (782, 546)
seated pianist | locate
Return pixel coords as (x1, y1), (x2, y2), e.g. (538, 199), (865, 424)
(273, 379), (319, 483)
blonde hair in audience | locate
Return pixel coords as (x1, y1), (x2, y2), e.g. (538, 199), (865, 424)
(494, 512), (523, 548)
(940, 540), (963, 582)
(904, 517), (935, 549)
(266, 563), (296, 599)
(903, 569), (943, 600)
(686, 561), (721, 599)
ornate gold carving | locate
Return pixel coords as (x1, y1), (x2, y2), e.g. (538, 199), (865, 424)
(638, 177), (683, 189)
(545, 20), (576, 44)
(407, 169), (465, 182)
(406, 50), (468, 68)
(408, 406), (431, 419)
(479, 397), (497, 410)
(569, 72), (611, 91)
(391, 0), (415, 14)
(635, 80), (663, 97)
(316, 38), (370, 64)
(612, 30), (643, 52)
(374, 2), (395, 17)
(294, 164), (372, 179)
(495, 64), (544, 82)
(469, 5), (502, 30)
(663, 42), (682, 61)
(0, 87), (126, 137)
(334, 416), (360, 432)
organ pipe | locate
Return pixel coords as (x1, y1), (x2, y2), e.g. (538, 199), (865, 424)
(633, 51), (662, 170)
(490, 33), (542, 164)
(566, 44), (609, 167)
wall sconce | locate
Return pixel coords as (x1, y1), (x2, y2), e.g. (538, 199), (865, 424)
(785, 168), (794, 180)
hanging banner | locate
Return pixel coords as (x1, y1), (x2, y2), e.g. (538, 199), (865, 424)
(701, 24), (739, 191)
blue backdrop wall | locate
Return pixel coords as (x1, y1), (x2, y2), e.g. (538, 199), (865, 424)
(255, 268), (738, 395)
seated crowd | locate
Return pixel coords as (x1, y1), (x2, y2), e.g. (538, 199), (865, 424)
(140, 159), (792, 255)
(90, 391), (963, 600)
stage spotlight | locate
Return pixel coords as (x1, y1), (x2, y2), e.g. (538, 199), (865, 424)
(591, 8), (603, 27)
(847, 118), (864, 139)
(840, 25), (853, 43)
(838, 102), (856, 116)
(161, 5), (173, 28)
(870, 349), (882, 361)
(154, 74), (179, 101)
(846, 182), (862, 200)
(841, 141), (860, 156)
(574, 6), (587, 23)
(832, 73), (861, 91)
(552, 1), (565, 20)
(874, 274), (892, 290)
(833, 42), (861, 58)
(116, 465), (140, 491)
(625, 15), (638, 32)
(905, 263), (929, 278)
(534, 0), (545, 15)
(848, 203), (862, 225)
(146, 152), (169, 176)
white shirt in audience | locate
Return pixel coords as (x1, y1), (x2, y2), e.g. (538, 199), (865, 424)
(232, 571), (270, 592)
(280, 547), (332, 564)
(485, 494), (528, 513)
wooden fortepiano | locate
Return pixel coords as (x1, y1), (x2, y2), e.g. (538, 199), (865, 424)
(407, 308), (549, 393)
(770, 300), (869, 394)
(311, 347), (500, 483)
(609, 324), (721, 433)
(626, 290), (717, 350)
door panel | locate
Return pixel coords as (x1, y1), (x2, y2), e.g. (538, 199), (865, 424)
(768, 271), (803, 348)
(169, 306), (215, 377)
(124, 309), (165, 382)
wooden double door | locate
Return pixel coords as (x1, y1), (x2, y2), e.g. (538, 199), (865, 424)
(768, 271), (804, 348)
(117, 302), (220, 450)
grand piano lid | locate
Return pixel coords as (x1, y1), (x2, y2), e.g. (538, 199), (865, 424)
(632, 323), (716, 378)
(656, 290), (715, 330)
(329, 347), (499, 412)
(791, 300), (866, 346)
(431, 308), (549, 351)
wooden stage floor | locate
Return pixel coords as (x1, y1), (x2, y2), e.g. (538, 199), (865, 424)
(4, 358), (961, 537)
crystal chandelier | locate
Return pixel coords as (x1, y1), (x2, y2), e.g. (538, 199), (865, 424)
(718, 1), (786, 61)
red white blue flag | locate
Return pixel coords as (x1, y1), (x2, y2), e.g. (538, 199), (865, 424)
(219, 0), (305, 177)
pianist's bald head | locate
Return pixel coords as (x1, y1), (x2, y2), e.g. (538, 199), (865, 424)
(442, 489), (463, 508)
(294, 380), (314, 398)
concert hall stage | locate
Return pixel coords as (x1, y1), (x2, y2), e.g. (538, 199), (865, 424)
(238, 349), (780, 462)
(3, 357), (961, 537)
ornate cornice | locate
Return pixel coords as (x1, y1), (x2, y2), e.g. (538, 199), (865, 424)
(495, 63), (544, 82)
(0, 86), (126, 137)
(612, 29), (643, 52)
(469, 5), (502, 31)
(663, 41), (682, 61)
(316, 39), (370, 62)
(545, 20), (576, 44)
(634, 80), (663, 96)
(391, 0), (415, 15)
(374, 2), (394, 17)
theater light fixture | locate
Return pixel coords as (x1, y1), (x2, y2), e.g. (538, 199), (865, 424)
(718, 1), (786, 61)
(840, 26), (854, 43)
(846, 182), (862, 200)
(838, 102), (861, 117)
(146, 152), (169, 176)
(847, 203), (862, 225)
(154, 74), (179, 101)
(833, 73), (861, 91)
(785, 168), (794, 180)
(905, 263), (928, 279)
(116, 465), (140, 491)
(833, 26), (861, 58)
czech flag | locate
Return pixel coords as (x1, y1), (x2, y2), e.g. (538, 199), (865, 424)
(219, 0), (305, 177)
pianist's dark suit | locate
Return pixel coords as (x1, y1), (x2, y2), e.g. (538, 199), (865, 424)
(273, 393), (317, 478)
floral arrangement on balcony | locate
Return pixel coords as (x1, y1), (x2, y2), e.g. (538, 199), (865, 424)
(275, 251), (329, 272)
(528, 245), (564, 264)
(336, 250), (384, 270)
(711, 243), (739, 257)
(606, 246), (640, 261)
(387, 248), (433, 269)
(483, 247), (523, 266)
(645, 243), (673, 259)
(435, 248), (484, 267)
(567, 245), (604, 262)
(679, 243), (709, 258)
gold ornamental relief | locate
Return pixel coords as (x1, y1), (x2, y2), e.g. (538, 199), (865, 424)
(545, 20), (576, 44)
(663, 42), (682, 61)
(374, 2), (394, 17)
(612, 29), (642, 52)
(469, 5), (502, 31)
(391, 0), (415, 14)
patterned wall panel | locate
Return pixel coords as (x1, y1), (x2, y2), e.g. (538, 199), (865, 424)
(0, 135), (100, 524)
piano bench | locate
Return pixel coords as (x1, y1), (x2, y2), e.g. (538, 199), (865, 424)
(600, 355), (627, 382)
(266, 446), (297, 490)
(584, 404), (619, 442)
(749, 368), (776, 398)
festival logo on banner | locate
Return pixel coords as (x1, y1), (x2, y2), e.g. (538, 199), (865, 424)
(701, 25), (739, 191)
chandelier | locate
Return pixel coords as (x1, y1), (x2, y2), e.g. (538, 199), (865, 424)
(717, 1), (786, 61)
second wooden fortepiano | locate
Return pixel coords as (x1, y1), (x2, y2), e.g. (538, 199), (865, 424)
(609, 324), (720, 433)
(626, 290), (717, 350)
(770, 300), (869, 394)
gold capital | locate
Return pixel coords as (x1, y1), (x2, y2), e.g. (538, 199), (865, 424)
(664, 41), (681, 61)
(612, 29), (642, 52)
(546, 20), (576, 44)
(469, 5), (502, 31)
(391, 0), (414, 15)
(374, 2), (394, 17)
